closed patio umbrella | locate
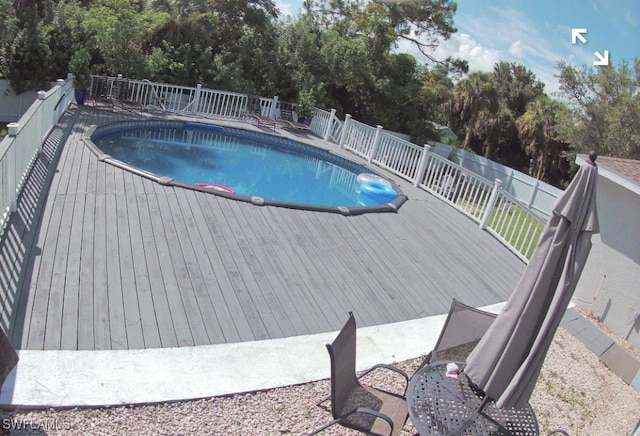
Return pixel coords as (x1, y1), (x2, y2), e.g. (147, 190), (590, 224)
(464, 152), (599, 410)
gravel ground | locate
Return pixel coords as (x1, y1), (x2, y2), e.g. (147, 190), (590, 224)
(1, 327), (639, 435)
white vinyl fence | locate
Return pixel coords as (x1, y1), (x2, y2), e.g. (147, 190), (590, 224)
(0, 81), (40, 122)
(84, 75), (557, 262)
(310, 108), (551, 263)
(427, 141), (563, 219)
(89, 76), (248, 118)
(0, 76), (75, 235)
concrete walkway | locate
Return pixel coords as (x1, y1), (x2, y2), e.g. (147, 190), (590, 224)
(2, 304), (509, 407)
(2, 302), (637, 408)
(560, 308), (640, 393)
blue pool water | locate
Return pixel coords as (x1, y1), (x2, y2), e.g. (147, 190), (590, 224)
(91, 122), (398, 208)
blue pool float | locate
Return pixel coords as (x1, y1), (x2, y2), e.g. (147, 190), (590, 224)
(358, 180), (398, 203)
(356, 173), (392, 187)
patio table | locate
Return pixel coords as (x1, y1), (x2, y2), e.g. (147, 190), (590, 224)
(407, 361), (539, 435)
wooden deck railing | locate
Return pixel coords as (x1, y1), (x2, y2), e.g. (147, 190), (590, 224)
(0, 75), (74, 236)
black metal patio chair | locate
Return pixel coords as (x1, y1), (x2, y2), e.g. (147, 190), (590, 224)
(243, 95), (284, 130)
(417, 299), (497, 370)
(308, 312), (410, 436)
(278, 109), (311, 131)
(409, 300), (569, 435)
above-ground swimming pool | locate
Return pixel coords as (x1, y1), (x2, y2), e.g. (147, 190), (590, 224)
(87, 121), (406, 214)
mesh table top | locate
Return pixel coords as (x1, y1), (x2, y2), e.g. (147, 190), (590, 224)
(407, 362), (539, 436)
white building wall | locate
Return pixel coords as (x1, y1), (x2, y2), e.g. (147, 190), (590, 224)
(573, 175), (640, 348)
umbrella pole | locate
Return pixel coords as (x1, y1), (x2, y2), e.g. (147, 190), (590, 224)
(589, 274), (606, 319)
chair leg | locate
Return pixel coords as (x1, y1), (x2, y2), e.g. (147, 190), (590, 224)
(315, 394), (330, 410)
(306, 418), (340, 436)
(546, 430), (570, 436)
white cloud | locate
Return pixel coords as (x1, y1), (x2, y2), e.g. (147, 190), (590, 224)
(625, 9), (638, 26)
(274, 0), (295, 18)
(392, 4), (611, 94)
(395, 32), (502, 74)
(436, 34), (503, 72)
(449, 7), (600, 93)
(508, 41), (523, 59)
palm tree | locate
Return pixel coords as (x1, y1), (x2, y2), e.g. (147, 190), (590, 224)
(516, 96), (567, 181)
(450, 72), (499, 152)
(475, 104), (516, 160)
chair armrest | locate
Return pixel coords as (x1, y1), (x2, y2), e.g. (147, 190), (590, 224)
(358, 363), (410, 396)
(345, 406), (394, 434)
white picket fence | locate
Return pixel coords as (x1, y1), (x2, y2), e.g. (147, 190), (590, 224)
(0, 75), (75, 235)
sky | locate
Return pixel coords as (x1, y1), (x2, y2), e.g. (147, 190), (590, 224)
(274, 0), (640, 94)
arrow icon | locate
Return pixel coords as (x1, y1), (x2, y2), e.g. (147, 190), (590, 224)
(571, 28), (587, 44)
(594, 50), (609, 66)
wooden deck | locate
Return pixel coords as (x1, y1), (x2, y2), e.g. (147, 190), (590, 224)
(0, 105), (526, 351)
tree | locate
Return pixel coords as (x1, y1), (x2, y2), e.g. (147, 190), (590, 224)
(418, 64), (453, 125)
(276, 7), (437, 135)
(46, 0), (99, 82)
(411, 64), (455, 142)
(4, 10), (52, 93)
(144, 0), (280, 91)
(82, 0), (169, 78)
(556, 58), (640, 159)
(312, 0), (468, 76)
(493, 61), (545, 118)
(517, 96), (569, 183)
(474, 104), (517, 161)
(449, 71), (499, 154)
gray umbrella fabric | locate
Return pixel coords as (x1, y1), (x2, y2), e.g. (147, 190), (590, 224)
(464, 156), (599, 410)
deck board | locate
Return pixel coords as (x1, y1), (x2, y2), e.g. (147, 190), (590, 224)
(226, 199), (297, 337)
(193, 193), (253, 342)
(92, 193), (110, 349)
(218, 199), (287, 339)
(175, 191), (231, 344)
(105, 193), (127, 349)
(126, 192), (164, 350)
(263, 208), (344, 330)
(230, 201), (310, 336)
(60, 193), (84, 350)
(78, 191), (96, 350)
(209, 199), (272, 341)
(161, 190), (218, 346)
(0, 106), (528, 350)
(117, 193), (145, 349)
(135, 193), (178, 348)
(147, 191), (197, 347)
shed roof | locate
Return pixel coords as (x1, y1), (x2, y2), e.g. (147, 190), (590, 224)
(577, 154), (640, 195)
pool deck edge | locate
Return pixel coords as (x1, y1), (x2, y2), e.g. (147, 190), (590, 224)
(0, 303), (505, 408)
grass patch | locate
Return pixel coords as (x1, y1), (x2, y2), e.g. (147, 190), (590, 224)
(488, 203), (544, 260)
